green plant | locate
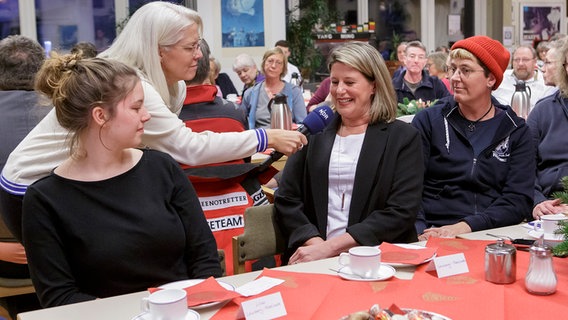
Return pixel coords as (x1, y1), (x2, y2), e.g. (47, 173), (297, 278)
(397, 98), (436, 117)
(551, 176), (568, 256)
(389, 31), (402, 61)
(286, 0), (337, 80)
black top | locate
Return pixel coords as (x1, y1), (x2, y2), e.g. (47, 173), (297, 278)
(215, 73), (238, 98)
(22, 149), (221, 307)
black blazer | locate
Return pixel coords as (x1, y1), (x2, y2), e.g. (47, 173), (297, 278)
(275, 115), (423, 258)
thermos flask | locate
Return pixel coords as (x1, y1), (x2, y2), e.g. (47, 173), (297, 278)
(485, 238), (517, 284)
(268, 93), (292, 130)
(510, 80), (531, 119)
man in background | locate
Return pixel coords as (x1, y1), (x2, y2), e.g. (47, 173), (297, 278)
(392, 41), (408, 78)
(275, 40), (302, 84)
(392, 40), (450, 105)
(0, 34), (48, 319)
(493, 45), (554, 111)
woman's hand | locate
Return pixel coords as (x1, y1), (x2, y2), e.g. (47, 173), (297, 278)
(266, 129), (307, 155)
(532, 199), (568, 219)
(418, 222), (472, 241)
(0, 242), (28, 264)
(288, 237), (327, 264)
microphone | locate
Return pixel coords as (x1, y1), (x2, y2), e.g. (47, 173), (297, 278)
(257, 105), (335, 172)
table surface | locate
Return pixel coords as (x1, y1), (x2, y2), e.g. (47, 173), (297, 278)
(16, 224), (536, 320)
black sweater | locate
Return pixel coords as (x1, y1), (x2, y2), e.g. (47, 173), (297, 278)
(22, 149), (221, 307)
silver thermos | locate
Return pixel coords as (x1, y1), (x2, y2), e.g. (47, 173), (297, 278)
(510, 80), (531, 119)
(268, 93), (292, 130)
(290, 72), (300, 87)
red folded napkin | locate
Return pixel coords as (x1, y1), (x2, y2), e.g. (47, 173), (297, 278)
(380, 242), (437, 265)
(149, 277), (241, 307)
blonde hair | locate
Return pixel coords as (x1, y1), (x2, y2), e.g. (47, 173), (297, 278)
(328, 42), (397, 123)
(261, 47), (288, 80)
(35, 53), (139, 155)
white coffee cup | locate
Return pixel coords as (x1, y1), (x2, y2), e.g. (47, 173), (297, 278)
(226, 93), (238, 102)
(534, 214), (568, 235)
(141, 289), (187, 320)
(338, 246), (382, 279)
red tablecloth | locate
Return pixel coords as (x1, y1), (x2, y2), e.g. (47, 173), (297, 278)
(212, 238), (568, 319)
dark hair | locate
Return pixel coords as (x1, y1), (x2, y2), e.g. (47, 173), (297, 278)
(188, 39), (211, 85)
(0, 35), (45, 90)
(274, 40), (289, 48)
(71, 42), (98, 58)
(35, 53), (139, 155)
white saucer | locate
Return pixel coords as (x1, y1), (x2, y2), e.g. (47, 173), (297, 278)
(527, 230), (564, 247)
(159, 279), (235, 310)
(381, 243), (436, 267)
(337, 264), (396, 282)
(132, 309), (200, 320)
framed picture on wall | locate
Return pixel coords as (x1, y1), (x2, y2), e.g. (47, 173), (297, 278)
(221, 0), (265, 48)
(520, 2), (565, 46)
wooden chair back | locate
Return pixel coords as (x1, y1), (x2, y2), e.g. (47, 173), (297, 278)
(231, 204), (286, 274)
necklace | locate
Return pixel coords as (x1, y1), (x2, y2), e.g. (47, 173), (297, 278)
(459, 104), (493, 132)
(336, 125), (361, 211)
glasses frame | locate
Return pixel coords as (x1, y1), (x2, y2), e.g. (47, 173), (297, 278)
(448, 66), (485, 79)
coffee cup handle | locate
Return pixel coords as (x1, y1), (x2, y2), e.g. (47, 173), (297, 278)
(141, 297), (150, 313)
(338, 252), (350, 266)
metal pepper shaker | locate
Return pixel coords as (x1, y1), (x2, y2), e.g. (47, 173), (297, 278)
(485, 238), (517, 284)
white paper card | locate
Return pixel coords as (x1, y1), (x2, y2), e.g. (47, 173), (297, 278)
(425, 253), (469, 278)
(238, 292), (287, 320)
(236, 276), (285, 297)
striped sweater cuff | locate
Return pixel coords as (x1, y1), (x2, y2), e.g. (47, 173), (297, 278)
(255, 128), (268, 152)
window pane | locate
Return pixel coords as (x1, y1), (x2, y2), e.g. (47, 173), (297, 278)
(0, 0), (20, 38)
(35, 0), (115, 53)
(128, 0), (185, 15)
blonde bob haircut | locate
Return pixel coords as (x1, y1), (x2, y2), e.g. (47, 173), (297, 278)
(327, 42), (397, 124)
(261, 47), (288, 80)
(99, 2), (202, 110)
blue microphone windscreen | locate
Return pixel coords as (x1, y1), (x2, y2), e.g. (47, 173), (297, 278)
(303, 105), (335, 134)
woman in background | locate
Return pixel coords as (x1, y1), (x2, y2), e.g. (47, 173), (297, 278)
(241, 47), (306, 129)
(23, 54), (221, 307)
(427, 51), (452, 93)
(233, 53), (265, 97)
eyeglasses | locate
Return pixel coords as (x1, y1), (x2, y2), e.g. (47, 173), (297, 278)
(512, 57), (535, 64)
(265, 59), (283, 67)
(448, 66), (485, 79)
(173, 38), (202, 56)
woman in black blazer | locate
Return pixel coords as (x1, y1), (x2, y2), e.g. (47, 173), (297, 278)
(275, 42), (423, 264)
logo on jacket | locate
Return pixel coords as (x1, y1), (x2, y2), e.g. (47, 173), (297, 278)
(492, 136), (510, 162)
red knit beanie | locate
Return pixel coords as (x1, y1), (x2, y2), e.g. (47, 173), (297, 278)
(451, 35), (510, 89)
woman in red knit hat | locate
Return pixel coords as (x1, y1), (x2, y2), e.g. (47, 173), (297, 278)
(412, 35), (535, 240)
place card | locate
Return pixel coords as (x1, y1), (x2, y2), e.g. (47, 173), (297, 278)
(236, 276), (285, 297)
(425, 253), (469, 278)
(237, 292), (287, 320)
